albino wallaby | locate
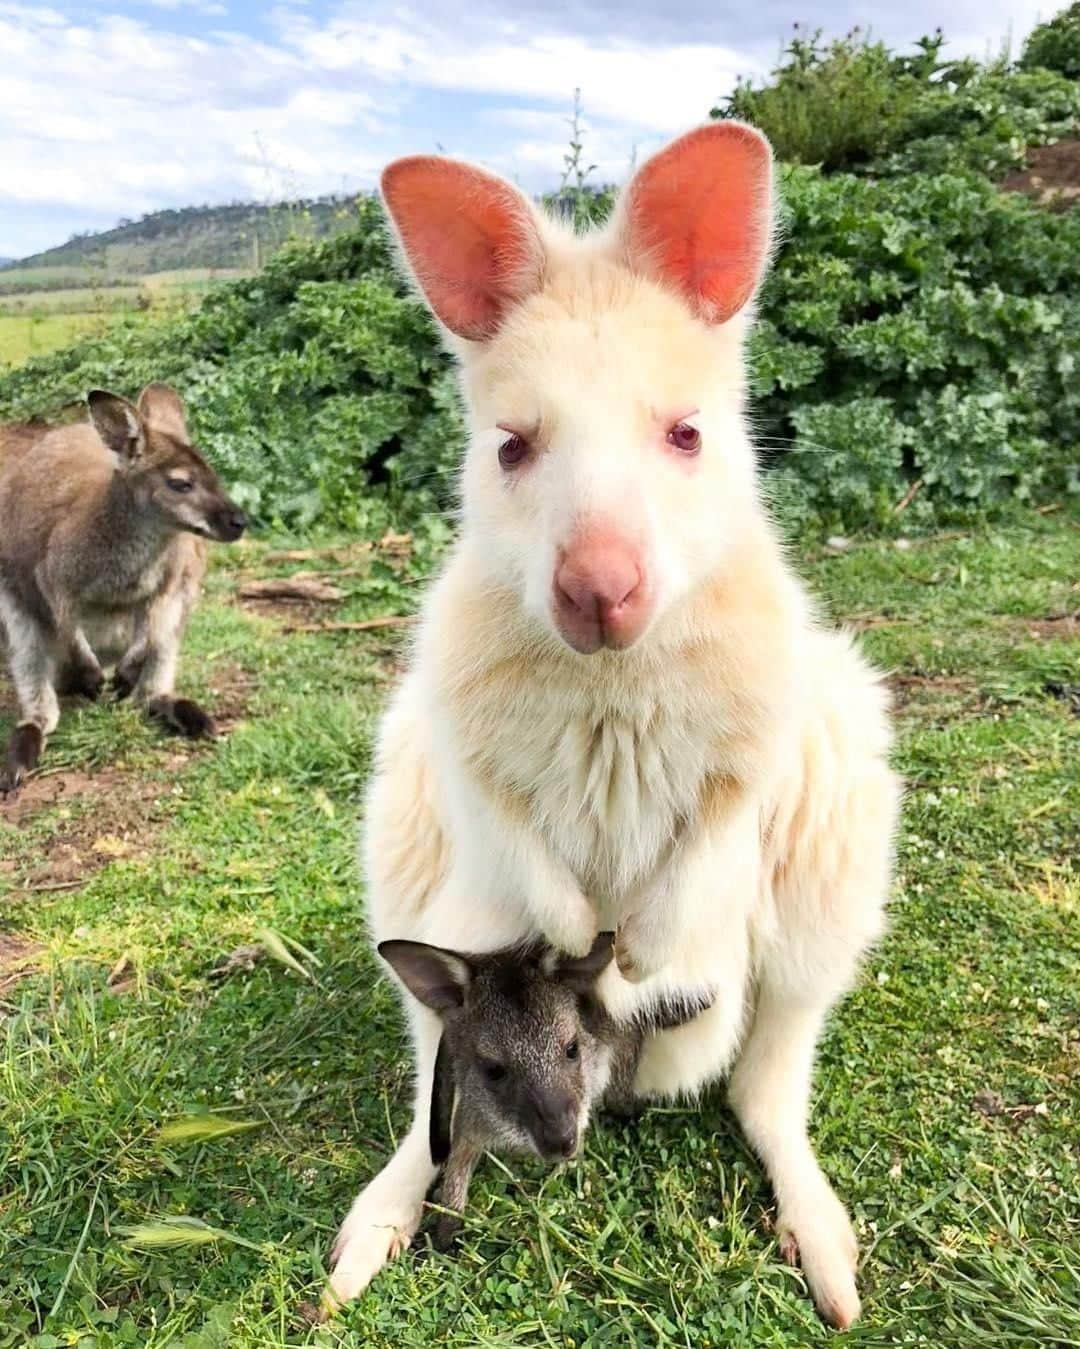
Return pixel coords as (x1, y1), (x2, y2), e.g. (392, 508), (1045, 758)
(329, 123), (901, 1330)
(0, 384), (246, 794)
(379, 932), (712, 1250)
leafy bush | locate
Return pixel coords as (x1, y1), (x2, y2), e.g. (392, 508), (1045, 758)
(715, 28), (923, 171)
(753, 167), (1079, 528)
(1021, 2), (1080, 80)
(716, 25), (1080, 180)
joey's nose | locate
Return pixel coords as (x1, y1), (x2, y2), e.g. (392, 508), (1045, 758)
(534, 1102), (579, 1160)
(553, 530), (650, 653)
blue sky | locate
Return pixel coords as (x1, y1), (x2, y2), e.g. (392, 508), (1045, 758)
(0, 0), (1050, 258)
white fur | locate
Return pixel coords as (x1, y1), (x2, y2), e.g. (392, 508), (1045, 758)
(327, 129), (901, 1331)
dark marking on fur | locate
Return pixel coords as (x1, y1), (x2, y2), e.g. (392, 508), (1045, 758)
(1, 723), (43, 796)
(148, 696), (216, 739)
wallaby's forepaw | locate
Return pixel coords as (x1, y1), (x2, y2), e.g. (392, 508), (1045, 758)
(147, 696), (217, 740)
(614, 912), (666, 983)
(1, 724), (43, 800)
(776, 1190), (861, 1330)
(323, 1194), (422, 1314)
(112, 665), (140, 700)
(58, 664), (105, 700)
(545, 892), (599, 959)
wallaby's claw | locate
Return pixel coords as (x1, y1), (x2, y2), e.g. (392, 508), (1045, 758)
(430, 1213), (463, 1253)
(57, 664), (105, 700)
(112, 666), (138, 700)
(1, 724), (43, 799)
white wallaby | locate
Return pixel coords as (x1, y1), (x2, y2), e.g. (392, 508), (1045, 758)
(327, 123), (900, 1329)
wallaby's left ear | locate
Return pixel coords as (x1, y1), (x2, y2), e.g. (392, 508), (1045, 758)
(378, 940), (473, 1015)
(429, 1034), (455, 1166)
(615, 121), (773, 324)
(87, 389), (144, 462)
(138, 382), (189, 441)
(548, 931), (615, 990)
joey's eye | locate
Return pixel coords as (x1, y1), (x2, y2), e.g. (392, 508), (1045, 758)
(482, 1061), (507, 1084)
(167, 478), (194, 494)
(498, 433), (530, 470)
(565, 1039), (580, 1061)
(666, 422), (701, 456)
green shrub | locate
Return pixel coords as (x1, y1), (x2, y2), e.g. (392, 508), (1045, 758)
(715, 27), (922, 170)
(1021, 2), (1080, 80)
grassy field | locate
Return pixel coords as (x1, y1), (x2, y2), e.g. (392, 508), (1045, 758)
(0, 514), (1077, 1347)
(0, 269), (248, 369)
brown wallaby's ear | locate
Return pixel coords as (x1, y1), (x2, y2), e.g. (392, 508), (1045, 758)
(87, 390), (144, 462)
(138, 382), (189, 441)
(548, 931), (615, 991)
(378, 940), (473, 1015)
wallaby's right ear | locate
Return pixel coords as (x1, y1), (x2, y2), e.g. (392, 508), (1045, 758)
(378, 940), (473, 1014)
(548, 931), (616, 991)
(380, 156), (545, 342)
(87, 390), (144, 462)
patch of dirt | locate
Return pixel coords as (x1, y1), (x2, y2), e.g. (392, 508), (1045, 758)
(1000, 139), (1080, 210)
(3, 765), (168, 893)
(887, 672), (977, 710)
(1007, 610), (1078, 641)
(0, 766), (130, 827)
(203, 661), (256, 733)
(0, 931), (44, 998)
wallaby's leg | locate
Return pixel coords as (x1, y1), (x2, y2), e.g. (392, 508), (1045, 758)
(0, 596), (60, 794)
(56, 629), (104, 700)
(431, 1139), (482, 1252)
(727, 984), (859, 1331)
(113, 610), (148, 700)
(132, 588), (214, 739)
(325, 1006), (442, 1310)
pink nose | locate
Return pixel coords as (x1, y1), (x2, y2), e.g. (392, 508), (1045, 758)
(553, 532), (649, 653)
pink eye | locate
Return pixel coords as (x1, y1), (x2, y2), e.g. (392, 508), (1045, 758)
(498, 432), (530, 470)
(667, 422), (701, 456)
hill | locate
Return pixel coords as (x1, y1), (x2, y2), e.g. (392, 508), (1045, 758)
(0, 196), (365, 278)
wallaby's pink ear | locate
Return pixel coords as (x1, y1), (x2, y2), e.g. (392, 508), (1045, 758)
(618, 122), (773, 324)
(381, 156), (544, 341)
(378, 939), (473, 1015)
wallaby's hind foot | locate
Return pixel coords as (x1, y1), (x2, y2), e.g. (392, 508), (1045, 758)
(147, 696), (216, 739)
(0, 723), (44, 798)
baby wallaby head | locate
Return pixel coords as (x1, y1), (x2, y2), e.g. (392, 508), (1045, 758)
(379, 933), (616, 1162)
(87, 384), (247, 543)
(380, 124), (774, 656)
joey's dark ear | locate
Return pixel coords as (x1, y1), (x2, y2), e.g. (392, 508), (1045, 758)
(378, 940), (473, 1015)
(548, 931), (615, 991)
(429, 1034), (454, 1166)
(87, 390), (144, 462)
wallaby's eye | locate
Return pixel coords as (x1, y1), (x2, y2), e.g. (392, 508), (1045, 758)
(481, 1060), (507, 1084)
(167, 478), (194, 494)
(666, 422), (701, 456)
(565, 1039), (580, 1061)
(497, 433), (530, 470)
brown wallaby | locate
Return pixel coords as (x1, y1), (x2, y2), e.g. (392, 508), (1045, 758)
(0, 383), (247, 795)
(378, 932), (712, 1251)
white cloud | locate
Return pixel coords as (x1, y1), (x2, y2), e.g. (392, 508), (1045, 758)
(0, 0), (1055, 255)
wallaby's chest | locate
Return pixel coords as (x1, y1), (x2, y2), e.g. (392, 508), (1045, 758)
(463, 683), (720, 896)
(76, 540), (170, 615)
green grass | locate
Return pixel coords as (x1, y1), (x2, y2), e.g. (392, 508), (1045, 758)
(0, 516), (1077, 1346)
(0, 312), (128, 368)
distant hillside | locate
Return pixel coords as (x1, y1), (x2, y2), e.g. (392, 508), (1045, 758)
(0, 196), (367, 276)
